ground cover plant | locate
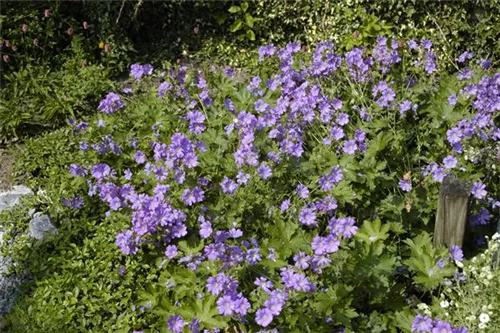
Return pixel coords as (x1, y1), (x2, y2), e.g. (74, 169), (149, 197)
(1, 35), (499, 332)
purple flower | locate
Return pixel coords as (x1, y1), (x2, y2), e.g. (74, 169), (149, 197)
(421, 40), (433, 50)
(134, 151), (146, 164)
(216, 295), (234, 316)
(432, 320), (452, 333)
(167, 315), (185, 333)
(115, 230), (137, 255)
(69, 164), (87, 177)
(91, 163), (111, 180)
(258, 164), (272, 179)
(221, 177), (239, 194)
(296, 184), (309, 199)
(124, 169), (132, 180)
(330, 126), (345, 141)
(449, 245), (463, 262)
(343, 140), (357, 155)
(400, 100), (412, 115)
(411, 315), (433, 332)
(259, 43), (276, 61)
(61, 197), (84, 209)
(130, 63), (154, 80)
(165, 245), (178, 259)
(181, 187), (205, 206)
(399, 179), (412, 192)
(457, 51), (473, 63)
(336, 113), (350, 126)
(280, 199), (291, 212)
(199, 217), (213, 239)
(158, 81), (173, 97)
(299, 207), (317, 226)
(237, 171), (251, 185)
(443, 156), (457, 169)
(255, 308), (273, 327)
(471, 182), (487, 199)
(98, 93), (124, 114)
(448, 94), (458, 106)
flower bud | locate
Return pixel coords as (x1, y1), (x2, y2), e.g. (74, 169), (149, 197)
(44, 9), (50, 17)
(104, 44), (110, 52)
(5, 40), (10, 47)
(83, 21), (88, 29)
(22, 24), (29, 33)
(33, 38), (39, 47)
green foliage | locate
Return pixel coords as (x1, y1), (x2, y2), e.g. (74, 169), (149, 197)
(4, 34), (499, 330)
(0, 62), (113, 139)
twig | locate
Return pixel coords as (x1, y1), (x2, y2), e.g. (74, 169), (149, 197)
(116, 0), (127, 24)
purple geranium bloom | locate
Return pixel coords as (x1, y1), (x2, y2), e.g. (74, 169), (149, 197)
(448, 94), (458, 106)
(336, 113), (350, 126)
(296, 184), (309, 199)
(280, 199), (291, 212)
(421, 39), (433, 50)
(255, 308), (274, 327)
(167, 315), (185, 333)
(343, 140), (357, 155)
(216, 295), (234, 316)
(299, 207), (317, 226)
(442, 156), (457, 169)
(165, 245), (178, 259)
(221, 176), (239, 194)
(158, 81), (173, 97)
(98, 92), (124, 114)
(115, 230), (137, 255)
(411, 314), (433, 332)
(91, 163), (111, 180)
(432, 320), (452, 333)
(181, 187), (205, 206)
(134, 151), (146, 164)
(258, 164), (272, 179)
(399, 179), (412, 192)
(69, 164), (87, 177)
(471, 182), (487, 199)
(449, 245), (463, 262)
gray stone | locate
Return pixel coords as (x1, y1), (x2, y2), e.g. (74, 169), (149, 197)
(29, 213), (57, 240)
(0, 185), (32, 212)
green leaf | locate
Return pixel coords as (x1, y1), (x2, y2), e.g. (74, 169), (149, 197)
(229, 19), (243, 32)
(228, 6), (241, 13)
(215, 14), (227, 25)
(246, 29), (256, 41)
(240, 2), (249, 12)
(244, 13), (254, 28)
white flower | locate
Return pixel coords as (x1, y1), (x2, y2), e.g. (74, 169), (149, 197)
(440, 300), (450, 308)
(417, 303), (429, 310)
(478, 323), (486, 330)
(479, 313), (490, 323)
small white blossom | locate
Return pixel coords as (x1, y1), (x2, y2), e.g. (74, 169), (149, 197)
(440, 300), (450, 308)
(479, 313), (490, 323)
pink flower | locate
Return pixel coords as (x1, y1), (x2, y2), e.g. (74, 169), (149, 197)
(104, 44), (110, 52)
(44, 9), (50, 17)
(193, 26), (199, 34)
(22, 24), (29, 33)
(83, 21), (88, 29)
(67, 28), (74, 36)
(33, 38), (39, 47)
(3, 55), (9, 63)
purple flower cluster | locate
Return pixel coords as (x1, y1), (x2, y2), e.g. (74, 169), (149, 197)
(411, 314), (467, 333)
(130, 63), (154, 80)
(98, 92), (124, 114)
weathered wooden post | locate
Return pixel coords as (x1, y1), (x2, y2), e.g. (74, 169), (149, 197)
(433, 176), (471, 248)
